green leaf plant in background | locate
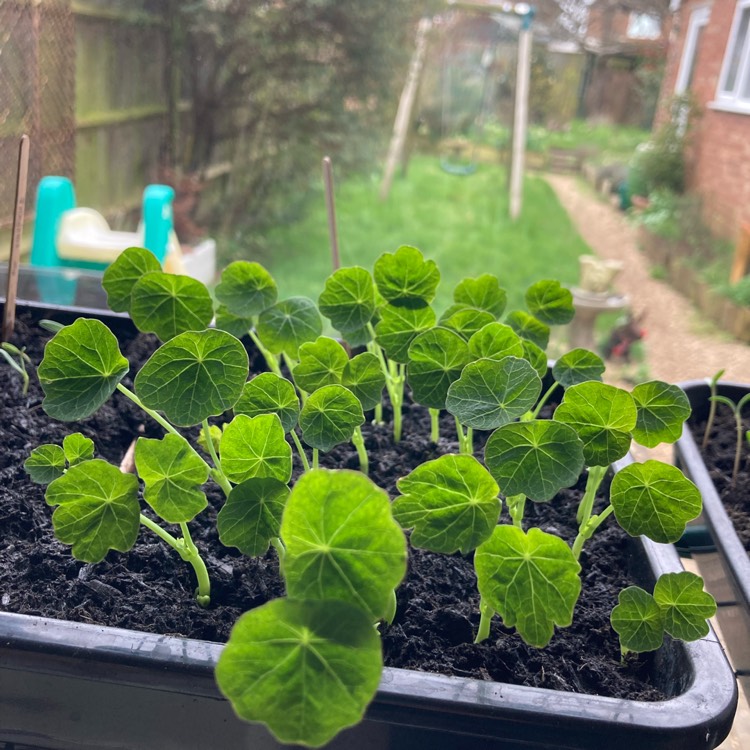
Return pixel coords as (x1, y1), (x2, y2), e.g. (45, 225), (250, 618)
(23, 245), (719, 747)
(707, 390), (750, 485)
(0, 342), (32, 395)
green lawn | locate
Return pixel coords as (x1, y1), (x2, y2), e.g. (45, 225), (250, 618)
(253, 156), (591, 314)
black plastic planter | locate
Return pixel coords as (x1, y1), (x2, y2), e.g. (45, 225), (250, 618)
(675, 380), (750, 677)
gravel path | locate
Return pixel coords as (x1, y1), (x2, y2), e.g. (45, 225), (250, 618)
(545, 174), (750, 384)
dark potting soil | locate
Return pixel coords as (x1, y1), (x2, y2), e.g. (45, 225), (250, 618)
(690, 411), (750, 550)
(0, 310), (665, 701)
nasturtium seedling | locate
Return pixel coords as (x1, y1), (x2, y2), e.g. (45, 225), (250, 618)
(318, 266), (376, 333)
(446, 356), (541, 430)
(521, 339), (548, 378)
(135, 434), (209, 523)
(611, 572), (716, 653)
(130, 271), (214, 341)
(524, 280), (575, 325)
(631, 380), (691, 448)
(298, 385), (364, 451)
(63, 433), (95, 466)
(38, 318), (130, 421)
(101, 246), (161, 313)
(505, 310), (551, 350)
(374, 303), (435, 363)
(24, 444), (66, 484)
(609, 460), (701, 543)
(342, 353), (385, 411)
(135, 329), (249, 426)
(220, 414), (292, 484)
(453, 274), (507, 318)
(484, 421), (585, 501)
(216, 598), (383, 748)
(407, 327), (471, 410)
(475, 526), (582, 647)
(45, 459), (140, 563)
(217, 477), (290, 556)
(552, 348), (605, 388)
(553, 382), (637, 467)
(282, 469), (407, 620)
(214, 305), (255, 340)
(394, 454), (500, 554)
(257, 297), (322, 357)
(234, 373), (300, 432)
(215, 260), (278, 318)
(293, 336), (348, 393)
(468, 322), (524, 361)
(441, 307), (496, 340)
(373, 245), (439, 306)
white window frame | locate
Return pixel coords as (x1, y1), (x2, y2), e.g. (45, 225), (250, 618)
(712, 0), (750, 114)
(675, 5), (710, 94)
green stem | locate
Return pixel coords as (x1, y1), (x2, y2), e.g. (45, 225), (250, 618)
(454, 417), (473, 454)
(139, 515), (210, 606)
(202, 419), (232, 497)
(374, 402), (384, 425)
(290, 430), (310, 472)
(532, 382), (559, 419)
(702, 396), (718, 451)
(117, 384), (182, 438)
(248, 329), (281, 376)
(507, 493), (526, 528)
(384, 588), (397, 625)
(368, 324), (403, 442)
(572, 505), (615, 560)
(733, 411), (743, 486)
(475, 598), (494, 643)
(576, 465), (608, 526)
(429, 408), (440, 443)
(352, 426), (369, 474)
(271, 537), (286, 567)
(312, 448), (319, 470)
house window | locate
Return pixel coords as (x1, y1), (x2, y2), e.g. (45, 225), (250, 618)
(675, 6), (710, 94)
(715, 0), (750, 112)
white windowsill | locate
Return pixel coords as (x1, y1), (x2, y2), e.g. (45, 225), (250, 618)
(708, 99), (750, 115)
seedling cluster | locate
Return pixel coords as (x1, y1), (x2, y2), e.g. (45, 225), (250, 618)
(24, 245), (714, 747)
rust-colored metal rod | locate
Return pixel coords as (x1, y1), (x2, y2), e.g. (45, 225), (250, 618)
(2, 135), (31, 342)
(323, 156), (340, 271)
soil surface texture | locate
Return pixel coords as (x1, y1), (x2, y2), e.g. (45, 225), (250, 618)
(0, 309), (671, 702)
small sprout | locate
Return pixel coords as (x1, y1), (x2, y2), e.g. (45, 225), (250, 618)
(702, 369), (725, 450)
(708, 392), (750, 485)
(62, 433), (95, 466)
(197, 423), (223, 456)
(0, 342), (32, 394)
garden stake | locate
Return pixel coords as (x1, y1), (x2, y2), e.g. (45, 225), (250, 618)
(323, 156), (340, 270)
(2, 134), (30, 342)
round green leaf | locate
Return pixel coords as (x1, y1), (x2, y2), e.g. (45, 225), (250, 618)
(373, 245), (439, 306)
(611, 586), (665, 653)
(217, 477), (290, 556)
(454, 274), (507, 318)
(102, 246), (161, 313)
(505, 310), (551, 350)
(299, 385), (364, 452)
(441, 307), (496, 340)
(468, 322), (524, 361)
(135, 434), (209, 523)
(525, 280), (575, 325)
(631, 381), (692, 448)
(282, 469), (407, 620)
(654, 571), (716, 641)
(394, 454), (500, 554)
(292, 337), (348, 393)
(438, 303), (469, 322)
(24, 444), (66, 484)
(130, 271), (214, 341)
(257, 297), (322, 358)
(522, 339), (548, 378)
(62, 433), (95, 466)
(342, 352), (385, 411)
(374, 303), (436, 363)
(214, 305), (254, 340)
(553, 382), (637, 466)
(407, 327), (471, 410)
(135, 329), (249, 426)
(446, 356), (542, 430)
(475, 526), (582, 647)
(38, 319), (130, 421)
(484, 421), (585, 501)
(215, 261), (277, 318)
(234, 373), (300, 433)
(220, 414), (292, 484)
(552, 349), (605, 388)
(45, 459), (140, 563)
(610, 460), (702, 543)
(318, 266), (376, 333)
(216, 598), (382, 748)
(340, 324), (373, 348)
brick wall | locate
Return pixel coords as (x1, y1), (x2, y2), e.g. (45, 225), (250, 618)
(657, 0), (750, 241)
